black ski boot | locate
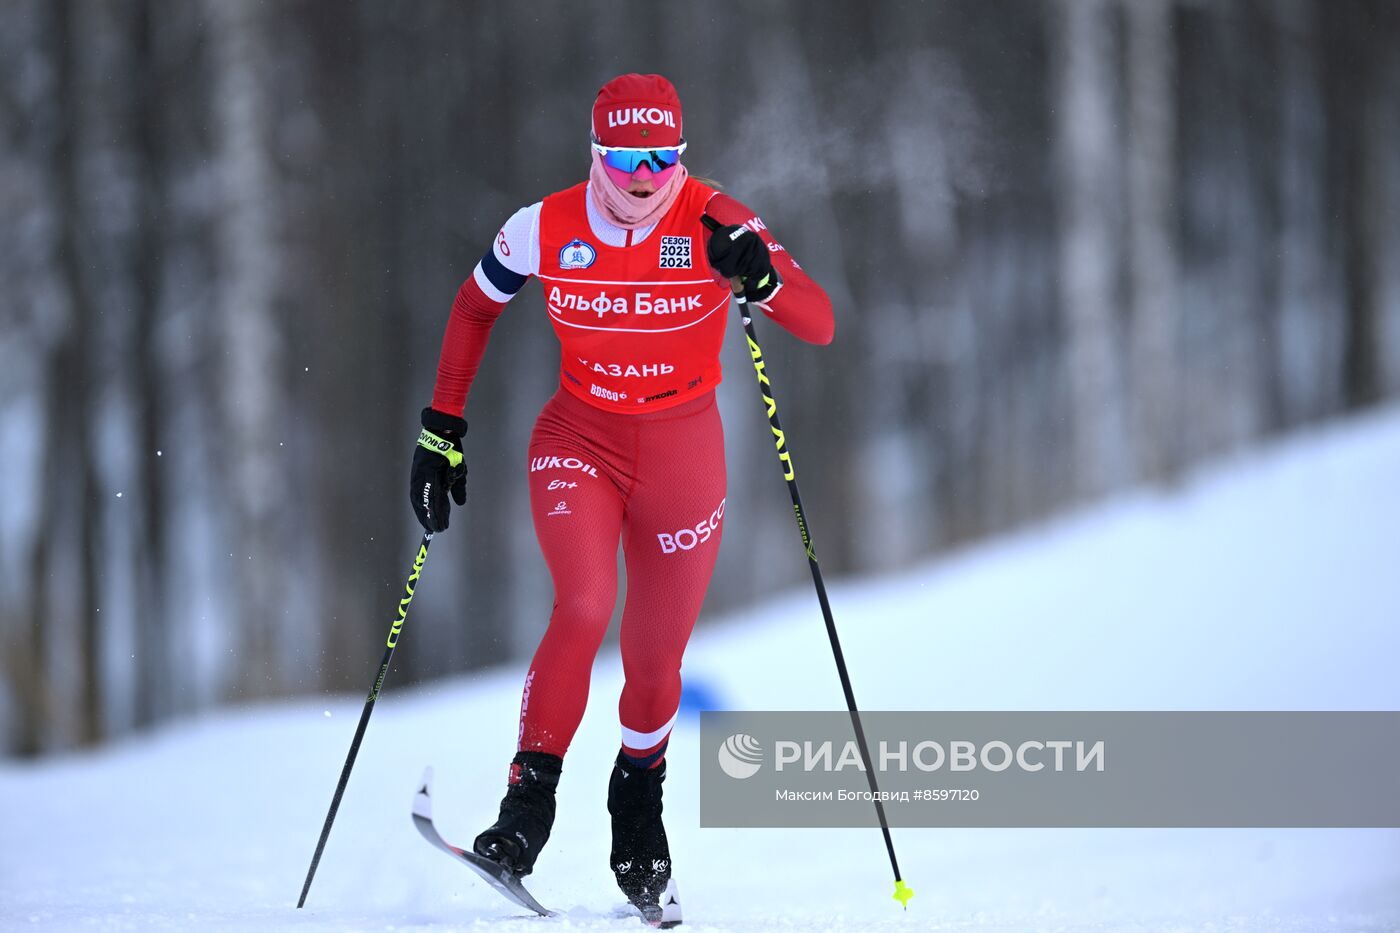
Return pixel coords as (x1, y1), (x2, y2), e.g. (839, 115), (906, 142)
(608, 750), (678, 923)
(473, 751), (562, 877)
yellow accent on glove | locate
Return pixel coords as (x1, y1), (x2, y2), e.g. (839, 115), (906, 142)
(417, 428), (463, 468)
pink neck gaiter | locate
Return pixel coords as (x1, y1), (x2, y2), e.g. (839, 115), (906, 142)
(588, 150), (689, 230)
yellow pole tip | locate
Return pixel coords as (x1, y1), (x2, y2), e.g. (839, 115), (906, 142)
(892, 879), (914, 908)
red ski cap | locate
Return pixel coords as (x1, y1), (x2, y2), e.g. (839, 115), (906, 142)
(591, 73), (683, 149)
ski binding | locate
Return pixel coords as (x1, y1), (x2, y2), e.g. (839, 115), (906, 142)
(639, 878), (683, 928)
(411, 767), (554, 917)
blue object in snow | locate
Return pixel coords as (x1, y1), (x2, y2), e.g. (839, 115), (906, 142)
(677, 676), (727, 717)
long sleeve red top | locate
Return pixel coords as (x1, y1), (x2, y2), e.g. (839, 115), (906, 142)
(430, 187), (833, 417)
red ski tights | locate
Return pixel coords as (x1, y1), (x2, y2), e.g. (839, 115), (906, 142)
(515, 387), (726, 769)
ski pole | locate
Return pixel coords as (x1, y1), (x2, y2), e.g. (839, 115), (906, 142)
(702, 215), (913, 909)
(297, 531), (434, 908)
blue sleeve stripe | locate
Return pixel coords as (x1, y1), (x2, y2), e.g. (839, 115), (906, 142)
(480, 248), (528, 296)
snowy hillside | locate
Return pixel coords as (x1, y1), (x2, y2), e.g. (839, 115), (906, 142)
(4, 405), (1400, 932)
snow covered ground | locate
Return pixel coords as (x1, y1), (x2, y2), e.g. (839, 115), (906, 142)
(5, 405), (1400, 932)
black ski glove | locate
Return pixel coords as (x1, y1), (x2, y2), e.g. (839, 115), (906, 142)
(705, 221), (782, 303)
(411, 406), (467, 533)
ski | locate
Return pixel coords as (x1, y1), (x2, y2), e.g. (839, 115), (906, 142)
(610, 879), (683, 928)
(411, 767), (555, 918)
(638, 878), (683, 928)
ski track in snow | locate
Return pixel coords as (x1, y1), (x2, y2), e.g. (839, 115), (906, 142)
(5, 406), (1400, 931)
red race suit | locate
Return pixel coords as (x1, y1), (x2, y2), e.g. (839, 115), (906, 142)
(430, 177), (832, 766)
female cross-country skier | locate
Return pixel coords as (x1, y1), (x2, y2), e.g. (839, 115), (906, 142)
(409, 73), (833, 919)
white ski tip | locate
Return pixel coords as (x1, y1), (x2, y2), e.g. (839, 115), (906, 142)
(412, 766), (435, 820)
(659, 878), (682, 926)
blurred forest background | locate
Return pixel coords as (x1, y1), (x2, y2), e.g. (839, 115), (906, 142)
(2, 0), (1398, 756)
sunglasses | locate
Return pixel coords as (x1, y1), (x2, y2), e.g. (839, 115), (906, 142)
(591, 139), (688, 175)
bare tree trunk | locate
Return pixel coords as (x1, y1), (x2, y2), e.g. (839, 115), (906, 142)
(1370, 3), (1400, 395)
(20, 539), (53, 754)
(129, 0), (171, 726)
(46, 0), (103, 747)
(728, 2), (862, 586)
(1, 0), (52, 756)
(1331, 0), (1382, 410)
(1125, 0), (1179, 482)
(1268, 0), (1330, 427)
(207, 0), (284, 699)
(1054, 0), (1125, 497)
